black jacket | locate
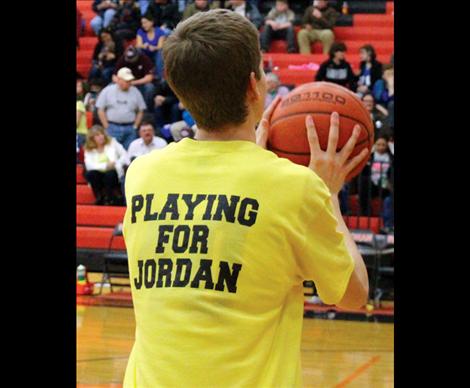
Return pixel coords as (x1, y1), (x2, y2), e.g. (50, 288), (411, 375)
(145, 2), (181, 29)
(315, 59), (356, 90)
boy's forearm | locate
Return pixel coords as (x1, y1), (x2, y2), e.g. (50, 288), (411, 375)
(330, 195), (369, 299)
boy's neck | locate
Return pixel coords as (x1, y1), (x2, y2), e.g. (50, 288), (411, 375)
(195, 122), (256, 143)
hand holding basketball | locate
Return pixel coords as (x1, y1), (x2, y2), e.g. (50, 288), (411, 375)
(256, 95), (282, 149)
(306, 112), (369, 195)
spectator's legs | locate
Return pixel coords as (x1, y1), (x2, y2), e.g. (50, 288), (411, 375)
(138, 0), (151, 15)
(107, 123), (125, 146)
(260, 25), (273, 52)
(382, 195), (394, 229)
(121, 125), (138, 150)
(101, 67), (114, 85)
(103, 170), (120, 204)
(317, 29), (335, 55)
(103, 9), (117, 28)
(154, 105), (167, 130)
(137, 84), (156, 113)
(88, 62), (102, 81)
(90, 15), (104, 36)
(297, 29), (317, 54)
(170, 102), (183, 123)
(170, 121), (187, 142)
(285, 26), (296, 53)
(85, 170), (105, 205)
(155, 50), (164, 80)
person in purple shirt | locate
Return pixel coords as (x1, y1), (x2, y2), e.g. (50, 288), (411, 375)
(135, 14), (167, 79)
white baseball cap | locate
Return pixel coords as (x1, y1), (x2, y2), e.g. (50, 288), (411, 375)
(117, 67), (135, 82)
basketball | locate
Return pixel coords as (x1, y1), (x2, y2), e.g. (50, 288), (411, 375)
(267, 82), (374, 181)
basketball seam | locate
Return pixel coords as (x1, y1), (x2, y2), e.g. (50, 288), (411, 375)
(270, 111), (373, 146)
(269, 137), (370, 156)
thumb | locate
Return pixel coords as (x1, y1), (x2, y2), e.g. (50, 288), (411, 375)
(256, 118), (269, 149)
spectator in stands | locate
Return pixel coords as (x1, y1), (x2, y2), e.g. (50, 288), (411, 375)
(127, 121), (168, 161)
(373, 64), (394, 108)
(315, 42), (355, 89)
(182, 0), (216, 20)
(114, 45), (156, 111)
(226, 0), (263, 29)
(84, 125), (130, 205)
(297, 0), (338, 55)
(160, 102), (198, 142)
(356, 44), (383, 97)
(108, 0), (141, 41)
(91, 1), (120, 36)
(264, 73), (290, 109)
(260, 0), (296, 53)
(77, 80), (89, 149)
(361, 93), (388, 139)
(84, 78), (106, 117)
(153, 78), (183, 133)
(96, 67), (147, 149)
(145, 0), (181, 32)
(89, 28), (124, 85)
(135, 15), (166, 79)
(358, 134), (393, 216)
(77, 78), (88, 101)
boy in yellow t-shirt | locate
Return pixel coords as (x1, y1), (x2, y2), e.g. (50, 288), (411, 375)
(122, 9), (369, 388)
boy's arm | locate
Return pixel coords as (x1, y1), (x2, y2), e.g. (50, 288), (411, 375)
(330, 195), (369, 309)
(306, 113), (369, 309)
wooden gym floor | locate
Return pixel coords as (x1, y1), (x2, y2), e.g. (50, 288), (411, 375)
(77, 303), (393, 387)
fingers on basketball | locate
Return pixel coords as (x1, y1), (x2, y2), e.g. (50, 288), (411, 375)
(305, 115), (321, 155)
(345, 147), (370, 174)
(327, 112), (340, 157)
(339, 124), (361, 164)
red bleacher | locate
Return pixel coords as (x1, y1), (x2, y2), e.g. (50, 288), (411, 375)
(77, 164), (127, 250)
(77, 1), (394, 85)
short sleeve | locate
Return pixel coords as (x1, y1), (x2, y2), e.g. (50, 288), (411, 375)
(295, 174), (354, 305)
(76, 100), (86, 113)
(95, 87), (108, 110)
(134, 88), (147, 111)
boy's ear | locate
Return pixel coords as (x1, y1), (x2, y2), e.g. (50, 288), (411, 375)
(247, 71), (261, 101)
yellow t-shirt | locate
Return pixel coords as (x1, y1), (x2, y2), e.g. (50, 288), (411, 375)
(76, 100), (88, 135)
(122, 138), (354, 388)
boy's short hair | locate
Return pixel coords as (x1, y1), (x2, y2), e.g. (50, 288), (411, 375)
(329, 42), (347, 59)
(162, 9), (262, 131)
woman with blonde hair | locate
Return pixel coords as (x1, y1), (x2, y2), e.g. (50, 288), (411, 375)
(84, 125), (130, 205)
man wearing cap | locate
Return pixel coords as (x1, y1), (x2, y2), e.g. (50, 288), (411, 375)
(96, 67), (147, 150)
(113, 45), (156, 112)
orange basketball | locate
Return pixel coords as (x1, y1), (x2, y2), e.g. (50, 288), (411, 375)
(267, 82), (374, 181)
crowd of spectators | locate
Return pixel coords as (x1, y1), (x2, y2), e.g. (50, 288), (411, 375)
(77, 0), (394, 231)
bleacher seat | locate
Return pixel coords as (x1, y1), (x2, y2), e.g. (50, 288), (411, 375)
(77, 226), (126, 250)
(77, 205), (126, 227)
(77, 184), (95, 205)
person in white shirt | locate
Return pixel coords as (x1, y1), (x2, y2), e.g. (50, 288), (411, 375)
(127, 121), (168, 161)
(84, 125), (130, 205)
(226, 0), (263, 28)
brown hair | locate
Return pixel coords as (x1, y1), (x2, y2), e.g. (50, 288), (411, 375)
(84, 125), (112, 151)
(162, 9), (262, 131)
